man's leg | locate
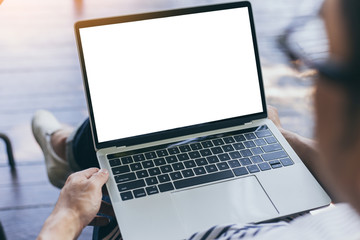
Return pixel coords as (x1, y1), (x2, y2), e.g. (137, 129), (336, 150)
(32, 110), (98, 188)
(65, 118), (99, 171)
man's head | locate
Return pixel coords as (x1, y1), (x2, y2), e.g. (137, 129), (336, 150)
(315, 0), (360, 211)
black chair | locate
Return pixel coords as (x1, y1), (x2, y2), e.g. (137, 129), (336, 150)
(0, 133), (15, 170)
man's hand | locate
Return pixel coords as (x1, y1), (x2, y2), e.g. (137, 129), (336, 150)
(37, 168), (109, 240)
(267, 105), (283, 129)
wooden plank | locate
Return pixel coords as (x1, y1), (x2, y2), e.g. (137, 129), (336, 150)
(0, 182), (60, 209)
(0, 164), (51, 187)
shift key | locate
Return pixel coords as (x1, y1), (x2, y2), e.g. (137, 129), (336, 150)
(118, 179), (145, 192)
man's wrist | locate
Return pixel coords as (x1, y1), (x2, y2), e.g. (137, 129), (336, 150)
(37, 208), (82, 240)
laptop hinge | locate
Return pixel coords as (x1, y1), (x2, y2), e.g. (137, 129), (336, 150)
(244, 121), (253, 125)
(115, 145), (127, 150)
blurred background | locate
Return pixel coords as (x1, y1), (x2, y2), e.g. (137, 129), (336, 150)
(0, 0), (322, 239)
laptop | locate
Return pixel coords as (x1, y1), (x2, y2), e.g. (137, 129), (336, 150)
(74, 2), (331, 239)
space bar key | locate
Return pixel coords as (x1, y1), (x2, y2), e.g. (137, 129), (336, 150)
(174, 170), (234, 190)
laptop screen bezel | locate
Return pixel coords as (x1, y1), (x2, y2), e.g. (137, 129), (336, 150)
(74, 1), (267, 150)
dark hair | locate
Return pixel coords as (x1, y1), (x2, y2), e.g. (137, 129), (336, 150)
(339, 0), (360, 133)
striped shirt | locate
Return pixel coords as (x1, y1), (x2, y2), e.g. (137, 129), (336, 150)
(188, 203), (360, 240)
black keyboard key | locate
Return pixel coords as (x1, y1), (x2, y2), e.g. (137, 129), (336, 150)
(156, 149), (169, 157)
(254, 139), (267, 146)
(172, 162), (185, 170)
(120, 191), (133, 201)
(265, 136), (277, 144)
(233, 167), (249, 176)
(154, 158), (166, 166)
(130, 163), (142, 171)
(207, 155), (220, 163)
(133, 154), (145, 162)
(258, 162), (271, 171)
(165, 156), (178, 164)
(136, 170), (149, 178)
(179, 145), (191, 152)
(145, 152), (157, 159)
(247, 165), (260, 173)
(229, 151), (241, 159)
(184, 160), (196, 168)
(109, 158), (121, 167)
(251, 155), (263, 163)
(112, 165), (130, 175)
(201, 141), (214, 148)
(142, 160), (155, 169)
(240, 149), (253, 157)
(217, 162), (230, 170)
(148, 167), (161, 176)
(233, 143), (245, 150)
(244, 133), (257, 140)
(211, 147), (223, 154)
(115, 172), (136, 183)
(174, 170), (234, 190)
(234, 134), (246, 142)
(190, 143), (202, 150)
(170, 171), (183, 180)
(182, 169), (195, 178)
(212, 139), (225, 146)
(239, 158), (252, 166)
(121, 156), (133, 164)
(133, 188), (146, 198)
(193, 167), (206, 175)
(146, 186), (159, 195)
(158, 182), (174, 192)
(218, 153), (230, 161)
(223, 136), (235, 144)
(262, 143), (282, 153)
(118, 179), (145, 192)
(177, 153), (190, 161)
(145, 177), (158, 185)
(251, 147), (264, 155)
(280, 158), (294, 166)
(160, 165), (173, 173)
(269, 160), (282, 169)
(228, 160), (241, 168)
(195, 158), (208, 166)
(262, 151), (288, 161)
(107, 153), (118, 160)
(168, 147), (180, 155)
(222, 144), (234, 152)
(189, 151), (201, 159)
(200, 149), (212, 157)
(255, 130), (272, 138)
(158, 174), (171, 183)
(205, 164), (218, 173)
(244, 141), (256, 148)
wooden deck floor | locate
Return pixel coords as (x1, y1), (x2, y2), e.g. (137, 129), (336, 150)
(0, 0), (322, 239)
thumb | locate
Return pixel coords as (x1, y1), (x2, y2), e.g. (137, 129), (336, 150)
(90, 169), (109, 188)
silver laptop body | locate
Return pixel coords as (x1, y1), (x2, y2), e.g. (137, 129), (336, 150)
(75, 2), (331, 239)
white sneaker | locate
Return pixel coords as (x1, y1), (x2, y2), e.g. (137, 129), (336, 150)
(32, 110), (73, 188)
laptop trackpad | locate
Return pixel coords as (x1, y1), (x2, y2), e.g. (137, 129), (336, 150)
(171, 176), (278, 236)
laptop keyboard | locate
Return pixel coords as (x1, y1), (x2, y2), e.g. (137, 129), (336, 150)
(106, 125), (294, 201)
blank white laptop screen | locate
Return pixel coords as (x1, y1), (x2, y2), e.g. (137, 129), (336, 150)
(79, 7), (263, 143)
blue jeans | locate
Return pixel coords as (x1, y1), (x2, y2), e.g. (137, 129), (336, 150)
(66, 118), (99, 171)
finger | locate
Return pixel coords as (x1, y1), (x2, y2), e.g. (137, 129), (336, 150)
(88, 216), (110, 226)
(81, 168), (101, 179)
(90, 169), (109, 188)
(98, 200), (115, 217)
